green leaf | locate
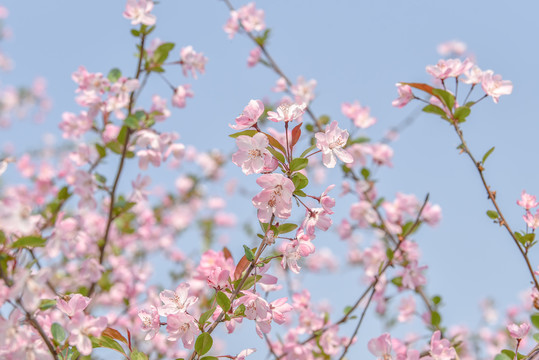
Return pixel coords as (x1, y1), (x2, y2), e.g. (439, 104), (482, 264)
(521, 233), (536, 246)
(343, 306), (353, 315)
(51, 322), (66, 343)
(300, 144), (316, 158)
(130, 29), (140, 37)
(531, 312), (539, 329)
(386, 248), (394, 261)
(454, 106), (471, 122)
(277, 223), (298, 235)
(432, 88), (455, 112)
(107, 141), (123, 155)
(430, 311), (441, 327)
(501, 350), (526, 360)
(486, 210), (499, 219)
(124, 115), (139, 130)
(39, 299), (57, 311)
(107, 68), (122, 83)
(360, 167), (370, 180)
(391, 276), (403, 287)
(11, 236), (46, 248)
(201, 357), (219, 360)
(95, 143), (107, 158)
(199, 307), (216, 327)
(422, 104), (447, 118)
(117, 125), (128, 144)
(494, 353), (512, 360)
(195, 333), (213, 356)
(131, 350), (149, 360)
(267, 146), (286, 164)
(319, 115), (330, 125)
(216, 291), (231, 312)
(293, 189), (306, 197)
(432, 295), (442, 305)
(234, 304), (246, 317)
(243, 245), (254, 262)
(241, 275), (262, 290)
(291, 172), (308, 190)
(90, 335), (126, 356)
(229, 130), (258, 138)
(57, 186), (70, 201)
(349, 136), (370, 144)
(482, 146), (495, 165)
(290, 158), (308, 172)
(153, 42), (175, 65)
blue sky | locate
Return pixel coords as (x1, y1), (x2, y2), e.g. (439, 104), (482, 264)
(2, 0), (539, 358)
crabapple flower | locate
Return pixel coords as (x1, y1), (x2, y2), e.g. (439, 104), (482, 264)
(462, 65), (483, 85)
(234, 290), (270, 321)
(280, 238), (315, 274)
(517, 190), (538, 210)
(398, 296), (416, 322)
(507, 322), (530, 339)
(247, 47), (261, 67)
(237, 2), (265, 33)
(291, 76), (317, 105)
(66, 312), (108, 356)
(123, 0), (156, 26)
(235, 348), (256, 360)
(481, 70), (513, 103)
(368, 333), (392, 358)
(172, 84), (194, 108)
(302, 208), (332, 236)
(392, 83), (414, 108)
(437, 40), (467, 56)
(230, 99), (264, 130)
(426, 58), (472, 80)
(252, 174), (295, 223)
(138, 306), (160, 340)
(315, 121), (353, 168)
(158, 282), (198, 316)
(341, 101), (376, 129)
(523, 210), (539, 229)
(166, 312), (200, 348)
(180, 46), (207, 79)
(267, 102), (306, 123)
(320, 184), (336, 214)
(57, 294), (91, 317)
(232, 133), (271, 175)
(423, 330), (456, 360)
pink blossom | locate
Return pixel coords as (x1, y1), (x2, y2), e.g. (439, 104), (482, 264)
(158, 282), (198, 316)
(234, 290), (270, 321)
(367, 143), (393, 167)
(341, 101), (376, 129)
(232, 133), (271, 175)
(272, 77), (287, 92)
(291, 76), (317, 105)
(237, 2), (265, 33)
(267, 102), (306, 123)
(252, 174), (295, 223)
(138, 306), (160, 340)
(481, 70), (513, 103)
(59, 111), (93, 139)
(150, 94), (171, 121)
(280, 238), (315, 274)
(421, 203), (442, 226)
(517, 190), (538, 210)
(392, 83), (414, 108)
(398, 296), (416, 322)
(437, 40), (467, 56)
(57, 294), (91, 317)
(123, 0), (156, 26)
(207, 267), (230, 291)
(524, 210), (539, 229)
(320, 184), (336, 214)
(247, 47), (261, 67)
(423, 330), (456, 360)
(180, 46), (208, 79)
(426, 58), (473, 80)
(230, 99), (264, 130)
(172, 84), (194, 108)
(166, 312), (200, 348)
(66, 313), (107, 356)
(235, 348), (256, 360)
(315, 121), (353, 168)
(224, 11), (240, 38)
(368, 333), (392, 358)
(102, 123), (120, 143)
(507, 322), (530, 339)
(302, 208), (332, 236)
(462, 65), (483, 85)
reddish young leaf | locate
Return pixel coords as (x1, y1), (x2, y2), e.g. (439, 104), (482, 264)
(234, 255), (250, 281)
(291, 124), (302, 149)
(222, 246), (233, 261)
(102, 327), (128, 345)
(262, 132), (286, 154)
(402, 82), (434, 95)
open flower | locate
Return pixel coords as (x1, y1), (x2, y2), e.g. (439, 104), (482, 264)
(315, 121), (353, 168)
(267, 102), (306, 123)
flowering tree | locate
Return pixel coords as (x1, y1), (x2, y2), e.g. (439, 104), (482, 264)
(0, 2), (538, 360)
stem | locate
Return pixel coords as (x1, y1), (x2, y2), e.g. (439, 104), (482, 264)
(221, 0), (323, 132)
(88, 31), (147, 297)
(451, 122), (539, 290)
